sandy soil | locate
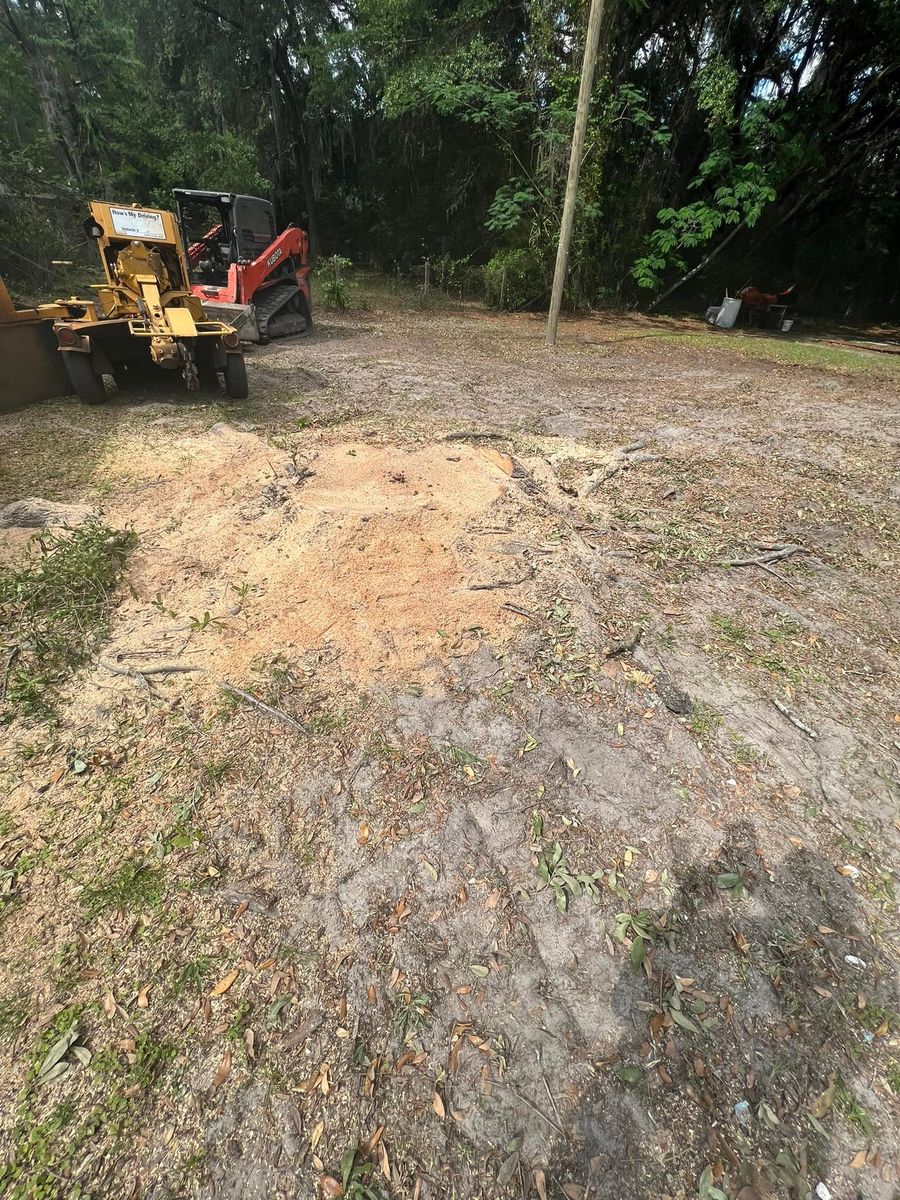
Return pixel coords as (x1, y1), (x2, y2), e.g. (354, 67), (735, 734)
(0, 297), (897, 1200)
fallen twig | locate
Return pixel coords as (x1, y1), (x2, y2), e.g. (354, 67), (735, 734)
(218, 683), (306, 733)
(579, 441), (659, 497)
(719, 544), (805, 568)
(489, 1079), (566, 1138)
(1, 646), (20, 702)
(469, 569), (534, 591)
(772, 698), (818, 740)
(97, 658), (203, 678)
(501, 602), (538, 620)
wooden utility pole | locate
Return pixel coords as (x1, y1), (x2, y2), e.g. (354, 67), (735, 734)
(546, 0), (606, 348)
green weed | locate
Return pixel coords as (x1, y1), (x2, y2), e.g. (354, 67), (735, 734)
(80, 860), (164, 916)
(535, 838), (603, 913)
(0, 519), (135, 722)
(390, 989), (431, 1038)
(834, 1075), (874, 1137)
(0, 996), (28, 1041)
(689, 701), (723, 740)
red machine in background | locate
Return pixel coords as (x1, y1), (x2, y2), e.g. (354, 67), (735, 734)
(174, 189), (311, 342)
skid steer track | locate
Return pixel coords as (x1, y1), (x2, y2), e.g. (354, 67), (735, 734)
(253, 280), (311, 341)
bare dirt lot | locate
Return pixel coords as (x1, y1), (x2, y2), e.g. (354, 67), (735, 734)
(1, 292), (898, 1200)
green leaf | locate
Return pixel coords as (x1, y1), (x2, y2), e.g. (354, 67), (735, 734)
(340, 1145), (357, 1188)
(630, 937), (646, 971)
(669, 1008), (702, 1034)
(37, 1021), (79, 1082)
(616, 1065), (642, 1085)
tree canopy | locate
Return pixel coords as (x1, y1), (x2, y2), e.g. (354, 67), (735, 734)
(1, 0), (898, 316)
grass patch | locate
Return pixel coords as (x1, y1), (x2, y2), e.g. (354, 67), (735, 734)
(80, 860), (164, 916)
(709, 610), (813, 683)
(0, 996), (28, 1041)
(1, 1021), (175, 1200)
(0, 519), (135, 722)
(834, 1075), (874, 1137)
(689, 701), (723, 741)
(643, 330), (900, 377)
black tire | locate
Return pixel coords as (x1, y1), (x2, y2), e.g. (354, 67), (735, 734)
(223, 353), (249, 399)
(63, 351), (107, 405)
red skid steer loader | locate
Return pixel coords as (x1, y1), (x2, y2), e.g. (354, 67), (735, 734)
(174, 189), (311, 343)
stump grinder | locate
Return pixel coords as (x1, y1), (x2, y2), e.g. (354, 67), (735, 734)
(1, 200), (249, 408)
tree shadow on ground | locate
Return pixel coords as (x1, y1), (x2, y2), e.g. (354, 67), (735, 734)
(543, 821), (896, 1200)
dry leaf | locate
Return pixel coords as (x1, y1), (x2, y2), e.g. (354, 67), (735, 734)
(210, 969), (239, 997)
(432, 1091), (446, 1119)
(850, 1151), (867, 1170)
(244, 1028), (256, 1060)
(213, 1049), (232, 1087)
(361, 1124), (385, 1155)
(357, 823), (370, 846)
(533, 1168), (548, 1200)
(367, 984), (377, 1005)
(562, 1186), (585, 1200)
(810, 1081), (835, 1118)
(320, 1177), (343, 1198)
(102, 991), (116, 1020)
(137, 986), (150, 1009)
(310, 1120), (325, 1152)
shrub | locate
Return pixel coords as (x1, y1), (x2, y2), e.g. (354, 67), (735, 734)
(483, 248), (548, 311)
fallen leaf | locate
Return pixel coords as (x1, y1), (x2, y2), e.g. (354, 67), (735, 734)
(432, 1091), (446, 1119)
(562, 1186), (585, 1200)
(367, 984), (377, 1005)
(533, 1168), (548, 1200)
(361, 1124), (385, 1156)
(357, 823), (370, 846)
(244, 1028), (255, 1060)
(210, 970), (239, 997)
(103, 991), (116, 1019)
(213, 1049), (232, 1087)
(850, 1151), (867, 1170)
(310, 1120), (325, 1152)
(497, 1150), (519, 1186)
(137, 986), (150, 1009)
(320, 1177), (343, 1198)
(731, 929), (750, 955)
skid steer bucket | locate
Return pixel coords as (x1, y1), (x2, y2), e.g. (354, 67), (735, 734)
(0, 277), (72, 412)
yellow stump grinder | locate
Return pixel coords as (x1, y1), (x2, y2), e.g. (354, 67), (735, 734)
(50, 201), (248, 404)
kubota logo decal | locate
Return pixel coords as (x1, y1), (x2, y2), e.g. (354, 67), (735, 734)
(266, 247), (284, 266)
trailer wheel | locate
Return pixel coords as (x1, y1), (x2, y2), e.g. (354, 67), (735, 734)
(223, 353), (249, 399)
(64, 352), (107, 405)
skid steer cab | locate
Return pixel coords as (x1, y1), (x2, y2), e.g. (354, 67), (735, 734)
(174, 189), (311, 342)
(52, 201), (249, 404)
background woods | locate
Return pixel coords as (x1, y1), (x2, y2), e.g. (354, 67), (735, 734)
(1, 0), (898, 316)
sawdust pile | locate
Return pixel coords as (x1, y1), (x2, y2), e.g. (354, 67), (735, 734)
(96, 426), (530, 686)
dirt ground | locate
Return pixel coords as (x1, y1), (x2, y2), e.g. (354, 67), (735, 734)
(0, 291), (898, 1200)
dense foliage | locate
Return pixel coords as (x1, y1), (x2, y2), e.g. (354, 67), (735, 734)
(1, 0), (897, 315)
